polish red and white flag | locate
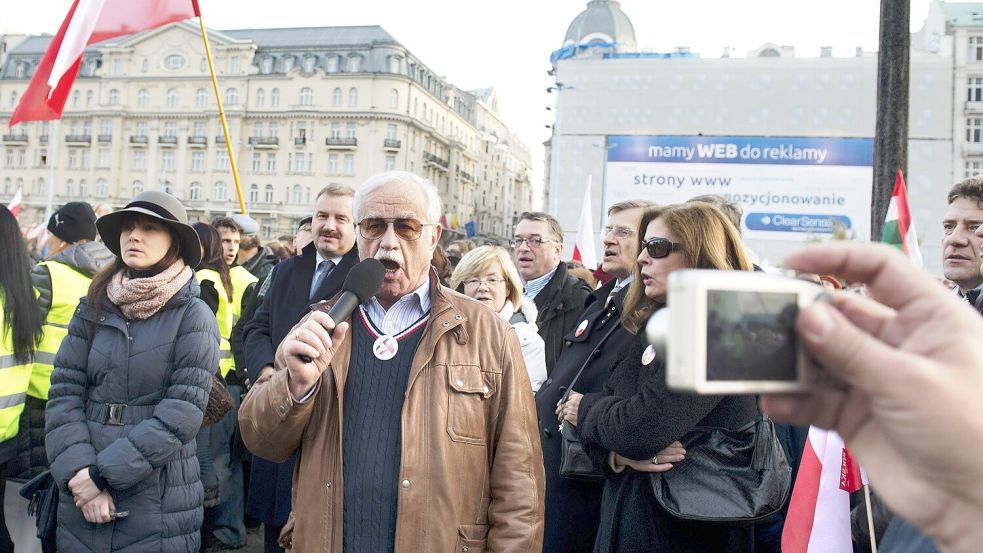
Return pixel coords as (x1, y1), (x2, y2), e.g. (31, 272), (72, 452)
(9, 0), (198, 126)
(782, 427), (866, 553)
(572, 177), (597, 270)
(6, 187), (22, 219)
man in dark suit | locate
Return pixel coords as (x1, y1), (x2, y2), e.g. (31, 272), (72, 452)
(242, 183), (358, 553)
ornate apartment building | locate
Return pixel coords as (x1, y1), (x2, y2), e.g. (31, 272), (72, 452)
(0, 22), (533, 242)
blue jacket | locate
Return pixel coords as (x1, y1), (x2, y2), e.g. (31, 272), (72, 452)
(45, 275), (219, 553)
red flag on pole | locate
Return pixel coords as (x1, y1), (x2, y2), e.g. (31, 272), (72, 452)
(6, 187), (22, 219)
(9, 0), (198, 126)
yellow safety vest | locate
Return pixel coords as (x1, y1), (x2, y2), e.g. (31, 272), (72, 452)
(229, 265), (258, 327)
(196, 268), (235, 377)
(31, 260), (92, 400)
(0, 294), (33, 442)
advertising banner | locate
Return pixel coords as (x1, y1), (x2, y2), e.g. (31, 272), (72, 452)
(604, 135), (875, 241)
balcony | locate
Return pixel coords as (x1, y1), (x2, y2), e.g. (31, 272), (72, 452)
(39, 135), (49, 144)
(248, 136), (279, 148)
(294, 137), (308, 146)
(423, 151), (449, 171)
(383, 138), (401, 151)
(129, 135), (149, 147)
(65, 135), (91, 145)
(456, 167), (474, 182)
(2, 134), (28, 144)
(97, 134), (112, 143)
(968, 101), (983, 115)
(326, 137), (358, 149)
(215, 135), (226, 144)
(158, 136), (178, 147)
(965, 143), (983, 157)
(188, 136), (207, 147)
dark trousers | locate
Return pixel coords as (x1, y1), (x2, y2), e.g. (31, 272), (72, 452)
(264, 524), (284, 553)
(0, 463), (11, 553)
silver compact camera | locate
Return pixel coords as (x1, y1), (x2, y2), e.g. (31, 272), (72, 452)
(646, 269), (826, 394)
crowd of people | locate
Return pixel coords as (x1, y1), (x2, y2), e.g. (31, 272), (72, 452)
(2, 170), (983, 553)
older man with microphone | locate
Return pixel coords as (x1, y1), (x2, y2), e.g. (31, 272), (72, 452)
(239, 171), (544, 553)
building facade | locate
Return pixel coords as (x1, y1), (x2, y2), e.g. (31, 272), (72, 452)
(0, 22), (533, 242)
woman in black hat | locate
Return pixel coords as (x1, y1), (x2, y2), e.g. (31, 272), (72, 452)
(44, 191), (220, 553)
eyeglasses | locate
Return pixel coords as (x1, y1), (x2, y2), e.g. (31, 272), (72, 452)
(603, 225), (635, 239)
(510, 237), (553, 249)
(356, 218), (434, 241)
(462, 276), (506, 289)
(642, 237), (682, 259)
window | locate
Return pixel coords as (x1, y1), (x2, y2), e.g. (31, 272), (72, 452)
(389, 56), (401, 74)
(80, 151), (89, 169)
(165, 54), (185, 70)
(100, 119), (112, 136)
(271, 88), (280, 106)
(201, 57), (208, 73)
(386, 124), (398, 140)
(112, 59), (123, 75)
(78, 179), (88, 196)
(253, 121), (263, 138)
(251, 151), (261, 172)
(333, 88), (342, 106)
(193, 121), (206, 137)
(269, 122), (279, 137)
(300, 87), (313, 106)
(98, 149), (109, 168)
(32, 178), (41, 196)
(133, 150), (146, 170)
(191, 151), (204, 171)
(344, 153), (354, 175)
(68, 150), (78, 169)
(265, 184), (274, 203)
(166, 88), (178, 107)
(142, 58), (149, 73)
(86, 90), (94, 107)
(260, 57), (273, 74)
(164, 122), (177, 137)
(330, 122), (341, 139)
(109, 89), (120, 105)
(214, 181), (227, 200)
(66, 179), (75, 196)
(292, 184), (302, 204)
(385, 154), (395, 171)
(968, 118), (983, 143)
(225, 88), (238, 105)
(346, 122), (356, 140)
(229, 55), (240, 74)
(256, 88), (265, 106)
(216, 150), (229, 171)
(190, 181), (202, 201)
(14, 63), (25, 78)
(970, 77), (983, 102)
(136, 122), (148, 137)
(266, 152), (276, 172)
(296, 121), (307, 143)
(327, 56), (339, 73)
(8, 91), (16, 108)
(347, 56), (361, 72)
(348, 87), (358, 107)
(38, 149), (48, 167)
(83, 120), (91, 137)
(389, 89), (399, 109)
(966, 160), (983, 178)
(162, 151), (175, 171)
(95, 179), (108, 197)
(290, 152), (306, 172)
(137, 89), (149, 107)
(303, 56), (315, 73)
(2, 178), (8, 194)
(133, 180), (144, 195)
(3, 150), (11, 167)
(249, 183), (259, 203)
(195, 88), (207, 107)
(282, 56), (294, 72)
(328, 153), (339, 174)
(17, 149), (25, 167)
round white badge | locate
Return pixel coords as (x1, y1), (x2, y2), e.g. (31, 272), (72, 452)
(373, 335), (399, 361)
(575, 319), (589, 337)
(641, 344), (656, 366)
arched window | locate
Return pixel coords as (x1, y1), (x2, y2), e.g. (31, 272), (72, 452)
(79, 179), (88, 197)
(249, 183), (259, 203)
(137, 89), (149, 107)
(133, 180), (144, 195)
(282, 56), (294, 73)
(95, 179), (108, 197)
(86, 90), (94, 107)
(389, 55), (401, 74)
(166, 88), (178, 107)
(195, 88), (207, 107)
(260, 57), (273, 74)
(214, 181), (227, 201)
(389, 89), (398, 109)
(225, 88), (238, 105)
(303, 56), (316, 73)
(72, 90), (80, 108)
(271, 88), (280, 107)
(347, 55), (361, 72)
(326, 56), (339, 73)
(164, 54), (185, 69)
(109, 89), (120, 105)
(264, 184), (274, 203)
(300, 87), (313, 106)
(291, 184), (302, 204)
(255, 88), (265, 107)
(14, 63), (25, 78)
(66, 179), (75, 197)
(189, 181), (202, 201)
(348, 87), (358, 107)
(333, 88), (342, 106)
(142, 58), (149, 72)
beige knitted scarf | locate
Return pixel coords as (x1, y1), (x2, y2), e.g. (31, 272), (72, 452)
(107, 261), (191, 320)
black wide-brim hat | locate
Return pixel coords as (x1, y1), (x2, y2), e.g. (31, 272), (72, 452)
(96, 191), (202, 268)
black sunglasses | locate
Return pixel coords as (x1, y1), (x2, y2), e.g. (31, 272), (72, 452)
(642, 237), (682, 259)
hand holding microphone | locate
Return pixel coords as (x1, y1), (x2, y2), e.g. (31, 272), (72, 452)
(278, 259), (385, 399)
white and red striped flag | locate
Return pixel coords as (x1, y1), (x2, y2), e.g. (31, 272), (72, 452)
(572, 177), (597, 269)
(9, 0), (198, 126)
(782, 427), (866, 553)
(6, 186), (22, 219)
(881, 169), (923, 268)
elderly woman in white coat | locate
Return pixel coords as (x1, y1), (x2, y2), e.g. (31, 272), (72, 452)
(450, 246), (547, 391)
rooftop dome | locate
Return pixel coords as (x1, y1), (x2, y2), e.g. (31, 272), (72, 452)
(562, 0), (637, 52)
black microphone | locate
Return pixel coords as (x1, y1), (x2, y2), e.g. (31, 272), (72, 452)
(295, 258), (385, 362)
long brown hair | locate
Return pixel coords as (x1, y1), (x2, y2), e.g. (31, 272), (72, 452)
(622, 203), (754, 334)
(193, 222), (234, 302)
(87, 213), (184, 313)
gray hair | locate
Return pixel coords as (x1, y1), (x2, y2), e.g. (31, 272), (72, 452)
(354, 171), (442, 224)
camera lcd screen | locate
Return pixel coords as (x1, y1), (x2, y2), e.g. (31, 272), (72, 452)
(705, 290), (798, 382)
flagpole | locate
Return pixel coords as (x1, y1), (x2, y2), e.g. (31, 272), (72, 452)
(863, 485), (878, 553)
(193, 1), (247, 215)
(43, 119), (59, 247)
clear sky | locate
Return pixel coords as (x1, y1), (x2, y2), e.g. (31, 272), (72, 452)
(0, 0), (950, 201)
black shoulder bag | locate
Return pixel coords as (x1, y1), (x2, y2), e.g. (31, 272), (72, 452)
(559, 322), (622, 481)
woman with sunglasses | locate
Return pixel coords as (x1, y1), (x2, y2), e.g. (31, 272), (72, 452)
(449, 246), (547, 391)
(559, 203), (759, 552)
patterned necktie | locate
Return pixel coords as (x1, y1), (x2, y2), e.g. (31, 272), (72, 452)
(967, 288), (981, 307)
(309, 259), (334, 299)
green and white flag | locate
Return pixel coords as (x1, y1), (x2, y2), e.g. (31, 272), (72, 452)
(881, 169), (923, 268)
